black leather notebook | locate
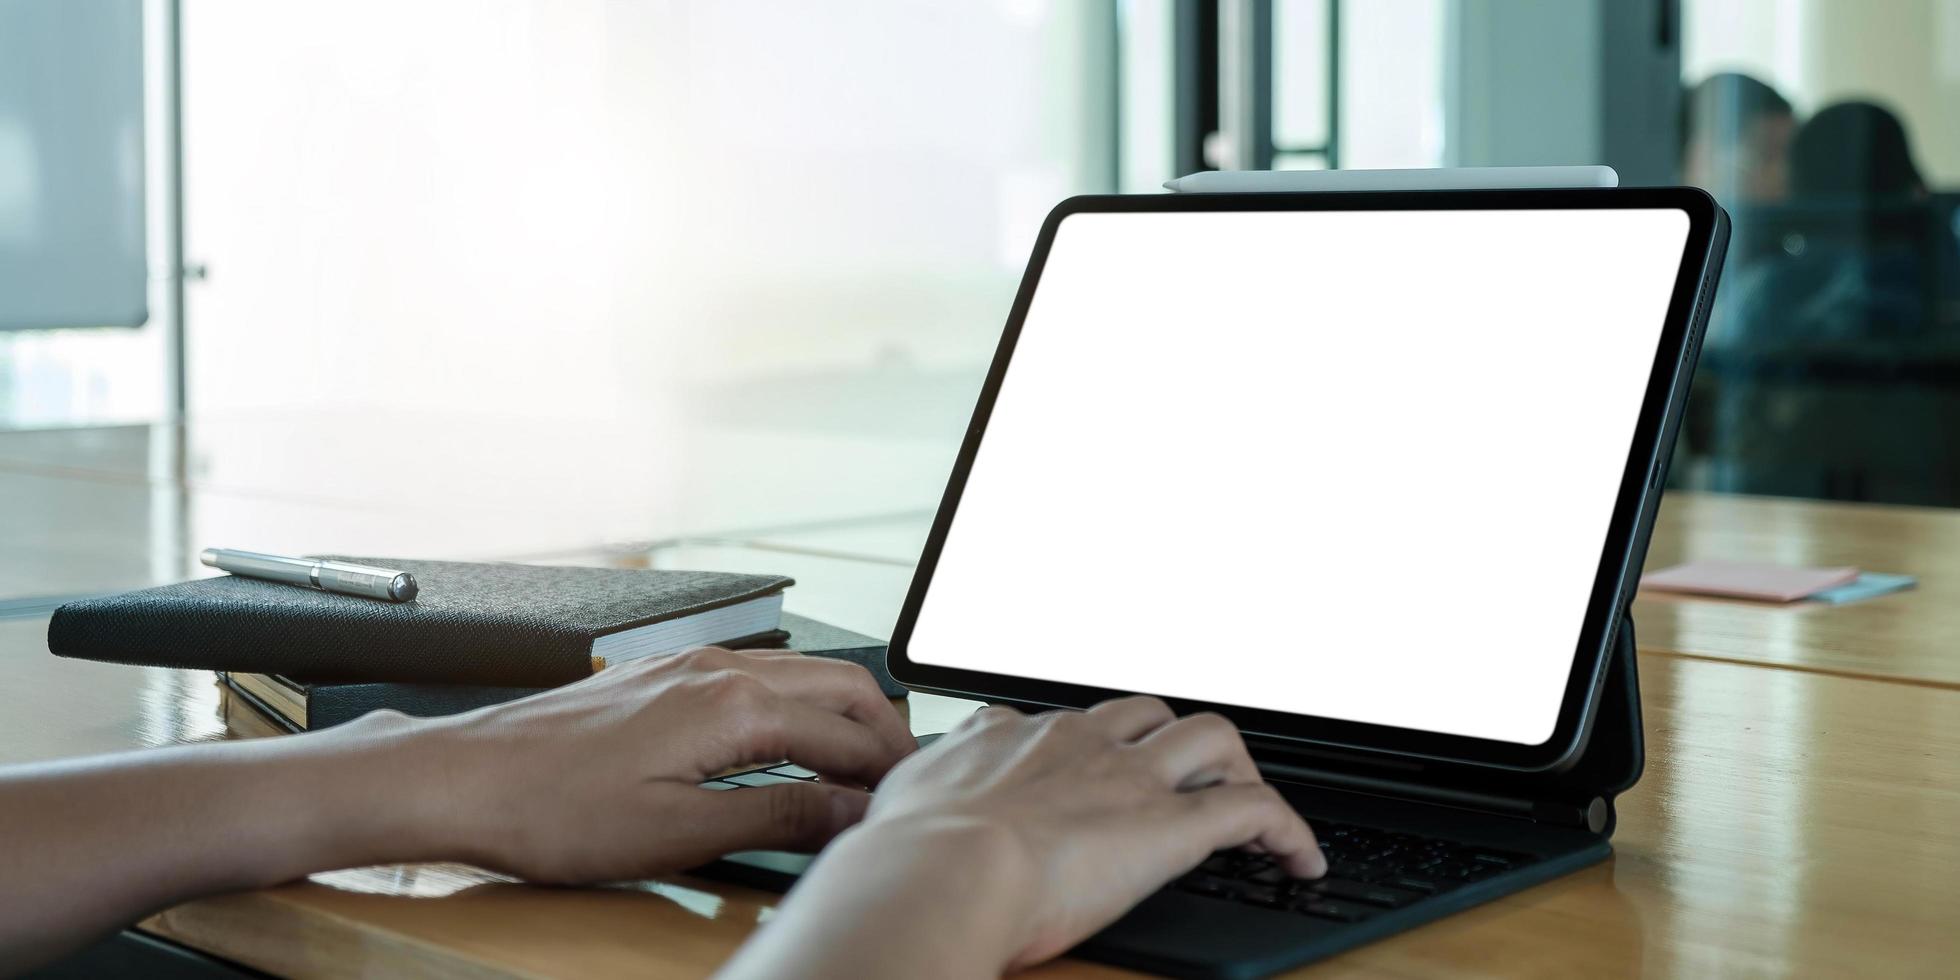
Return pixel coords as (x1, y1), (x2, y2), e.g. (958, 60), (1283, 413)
(48, 558), (793, 687)
(222, 612), (904, 732)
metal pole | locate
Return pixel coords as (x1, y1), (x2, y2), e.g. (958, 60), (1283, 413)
(1217, 0), (1273, 171)
(164, 0), (186, 424)
(159, 0), (190, 578)
(1326, 0), (1341, 169)
(1172, 0), (1210, 176)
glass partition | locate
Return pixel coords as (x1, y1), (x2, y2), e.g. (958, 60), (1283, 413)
(1680, 0), (1960, 506)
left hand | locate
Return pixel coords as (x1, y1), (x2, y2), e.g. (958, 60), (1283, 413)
(0, 645), (915, 972)
(406, 646), (917, 883)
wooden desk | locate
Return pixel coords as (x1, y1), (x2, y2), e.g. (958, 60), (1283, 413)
(4, 490), (1956, 977)
(1637, 492), (1960, 688)
(132, 655), (1960, 978)
(0, 413), (959, 605)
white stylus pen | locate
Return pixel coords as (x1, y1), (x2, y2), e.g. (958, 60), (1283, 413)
(1160, 165), (1619, 194)
(200, 548), (419, 602)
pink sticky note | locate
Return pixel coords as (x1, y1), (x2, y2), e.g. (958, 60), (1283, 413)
(1641, 561), (1861, 603)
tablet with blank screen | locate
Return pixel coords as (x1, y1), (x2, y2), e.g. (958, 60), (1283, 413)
(887, 189), (1727, 772)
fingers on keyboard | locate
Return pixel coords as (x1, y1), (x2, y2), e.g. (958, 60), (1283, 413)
(1175, 819), (1539, 921)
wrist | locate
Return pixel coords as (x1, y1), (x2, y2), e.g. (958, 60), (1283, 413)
(743, 815), (1039, 979)
(269, 710), (479, 875)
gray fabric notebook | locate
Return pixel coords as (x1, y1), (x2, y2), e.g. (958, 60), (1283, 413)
(48, 557), (793, 687)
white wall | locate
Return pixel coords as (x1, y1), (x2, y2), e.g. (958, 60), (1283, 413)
(180, 1), (1112, 425)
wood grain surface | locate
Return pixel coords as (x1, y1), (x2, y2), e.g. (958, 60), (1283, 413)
(1637, 493), (1960, 688)
(5, 487), (1956, 977)
(130, 654), (1960, 978)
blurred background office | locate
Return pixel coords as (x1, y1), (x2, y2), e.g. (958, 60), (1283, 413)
(6, 0), (1960, 625)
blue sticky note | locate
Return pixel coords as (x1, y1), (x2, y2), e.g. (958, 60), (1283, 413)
(1808, 572), (1916, 605)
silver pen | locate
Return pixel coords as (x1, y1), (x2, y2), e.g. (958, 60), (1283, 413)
(200, 548), (419, 602)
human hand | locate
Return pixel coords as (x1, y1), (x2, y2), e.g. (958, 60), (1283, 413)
(870, 697), (1325, 967)
(0, 646), (912, 971)
(724, 696), (1323, 978)
(411, 646), (916, 883)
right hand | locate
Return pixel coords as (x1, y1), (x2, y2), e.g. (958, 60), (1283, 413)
(849, 696), (1326, 971)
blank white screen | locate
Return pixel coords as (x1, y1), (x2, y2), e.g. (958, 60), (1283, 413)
(906, 207), (1691, 745)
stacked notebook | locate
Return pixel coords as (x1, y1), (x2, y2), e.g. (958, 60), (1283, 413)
(48, 558), (905, 730)
(218, 612), (900, 731)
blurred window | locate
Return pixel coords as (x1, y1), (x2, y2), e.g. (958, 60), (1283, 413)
(181, 2), (1116, 426)
(0, 0), (164, 427)
(1268, 0), (1447, 171)
(1247, 0), (1960, 508)
(1683, 0), (1960, 506)
(172, 1), (1117, 529)
(17, 0), (1960, 516)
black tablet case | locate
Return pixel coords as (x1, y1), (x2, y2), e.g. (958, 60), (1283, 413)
(1255, 612), (1644, 838)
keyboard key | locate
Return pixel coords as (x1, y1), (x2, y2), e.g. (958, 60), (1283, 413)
(698, 781), (742, 791)
(766, 763), (820, 779)
(1307, 878), (1423, 909)
(1330, 860), (1386, 882)
(1384, 875), (1448, 895)
(1386, 855), (1440, 875)
(1243, 866), (1289, 886)
(1236, 884), (1282, 907)
(1297, 899), (1373, 923)
(724, 771), (805, 788)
